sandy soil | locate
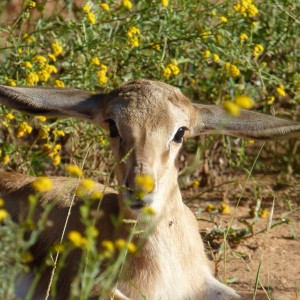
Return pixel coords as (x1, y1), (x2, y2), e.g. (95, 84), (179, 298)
(184, 173), (300, 300)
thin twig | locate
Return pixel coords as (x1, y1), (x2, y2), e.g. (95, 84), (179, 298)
(44, 144), (92, 300)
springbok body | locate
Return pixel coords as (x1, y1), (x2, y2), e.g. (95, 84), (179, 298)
(0, 80), (299, 300)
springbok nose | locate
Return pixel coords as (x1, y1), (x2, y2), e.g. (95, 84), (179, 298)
(124, 175), (155, 209)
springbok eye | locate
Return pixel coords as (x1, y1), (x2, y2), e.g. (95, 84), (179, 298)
(107, 119), (119, 138)
(173, 127), (188, 143)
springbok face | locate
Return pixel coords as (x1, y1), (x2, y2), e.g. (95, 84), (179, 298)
(104, 81), (193, 212)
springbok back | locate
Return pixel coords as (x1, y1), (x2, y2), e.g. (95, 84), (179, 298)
(0, 80), (299, 299)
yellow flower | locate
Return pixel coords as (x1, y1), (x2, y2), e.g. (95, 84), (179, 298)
(76, 179), (96, 197)
(37, 69), (51, 82)
(128, 36), (139, 47)
(115, 239), (136, 253)
(100, 3), (110, 11)
(23, 61), (33, 69)
(163, 67), (172, 78)
(135, 175), (154, 193)
(81, 179), (95, 190)
(101, 240), (115, 258)
(83, 4), (91, 13)
(4, 113), (14, 120)
(52, 129), (65, 136)
(152, 44), (161, 51)
(115, 239), (126, 250)
(248, 139), (255, 144)
(205, 203), (216, 213)
(202, 50), (211, 59)
(200, 30), (210, 39)
(100, 64), (108, 72)
(54, 80), (65, 88)
(163, 61), (179, 78)
(142, 206), (156, 216)
(2, 154), (10, 165)
(127, 26), (141, 38)
(99, 136), (107, 145)
(259, 208), (269, 218)
(17, 121), (33, 138)
(29, 1), (36, 8)
(85, 226), (99, 239)
(38, 127), (48, 140)
(234, 95), (254, 109)
(252, 21), (257, 28)
(0, 209), (9, 221)
(32, 177), (53, 192)
(213, 54), (220, 62)
(51, 154), (61, 166)
(219, 16), (228, 23)
(68, 231), (89, 248)
(231, 65), (240, 77)
(168, 63), (179, 75)
(26, 72), (39, 86)
(233, 1), (258, 17)
(102, 240), (115, 252)
(51, 40), (63, 56)
(253, 44), (264, 58)
(5, 78), (16, 86)
(267, 96), (275, 105)
(225, 63), (240, 77)
(276, 85), (286, 97)
(219, 202), (231, 214)
(91, 56), (100, 66)
(87, 12), (96, 24)
(223, 101), (240, 117)
(239, 33), (249, 41)
(44, 64), (58, 74)
(127, 242), (137, 254)
(2, 121), (8, 128)
(97, 70), (108, 85)
(33, 55), (47, 66)
(126, 27), (141, 47)
(65, 164), (83, 178)
(192, 180), (200, 187)
(0, 198), (4, 206)
(247, 4), (258, 16)
(47, 53), (56, 62)
(122, 0), (132, 9)
(90, 191), (103, 200)
(36, 116), (47, 122)
(161, 0), (168, 7)
(54, 144), (62, 151)
(43, 143), (52, 151)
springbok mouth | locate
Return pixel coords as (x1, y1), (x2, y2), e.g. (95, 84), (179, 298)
(130, 202), (145, 210)
(123, 190), (153, 210)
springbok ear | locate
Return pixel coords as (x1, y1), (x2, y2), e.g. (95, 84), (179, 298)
(191, 104), (300, 140)
(0, 85), (108, 123)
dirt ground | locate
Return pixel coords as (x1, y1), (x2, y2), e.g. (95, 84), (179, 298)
(184, 172), (300, 299)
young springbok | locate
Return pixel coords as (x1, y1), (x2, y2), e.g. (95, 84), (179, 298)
(0, 80), (299, 300)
